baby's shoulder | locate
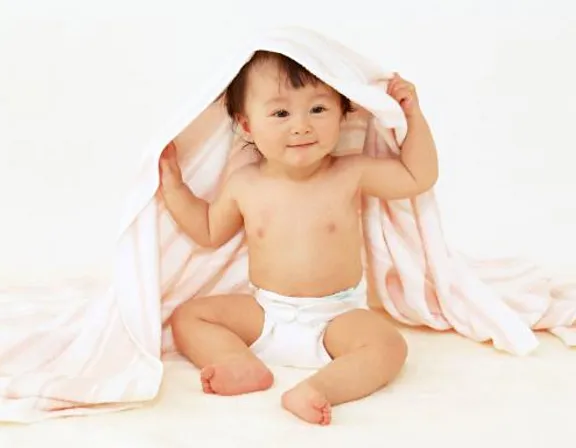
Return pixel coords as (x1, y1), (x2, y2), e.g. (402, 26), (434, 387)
(331, 154), (369, 177)
(228, 162), (259, 182)
(225, 163), (259, 193)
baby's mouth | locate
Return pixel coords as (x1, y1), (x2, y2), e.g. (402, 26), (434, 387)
(287, 141), (317, 148)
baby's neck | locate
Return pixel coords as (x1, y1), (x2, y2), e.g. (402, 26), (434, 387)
(260, 156), (334, 182)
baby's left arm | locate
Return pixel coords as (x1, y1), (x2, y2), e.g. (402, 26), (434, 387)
(356, 74), (439, 199)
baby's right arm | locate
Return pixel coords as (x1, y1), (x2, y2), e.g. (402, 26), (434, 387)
(159, 143), (244, 248)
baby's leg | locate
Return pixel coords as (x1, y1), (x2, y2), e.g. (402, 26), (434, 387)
(171, 294), (272, 396)
(282, 309), (407, 425)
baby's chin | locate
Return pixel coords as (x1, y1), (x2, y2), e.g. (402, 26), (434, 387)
(258, 145), (331, 166)
(284, 152), (334, 168)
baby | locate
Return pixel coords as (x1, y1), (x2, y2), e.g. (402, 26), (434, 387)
(160, 50), (439, 425)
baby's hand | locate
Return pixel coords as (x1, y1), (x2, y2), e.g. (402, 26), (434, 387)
(387, 73), (421, 118)
(159, 141), (185, 191)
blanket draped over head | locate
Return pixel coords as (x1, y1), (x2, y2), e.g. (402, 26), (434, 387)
(0, 26), (574, 423)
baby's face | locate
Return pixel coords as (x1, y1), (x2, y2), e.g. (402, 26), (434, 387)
(239, 61), (343, 169)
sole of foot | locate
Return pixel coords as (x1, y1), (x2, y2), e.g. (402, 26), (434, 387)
(200, 356), (274, 396)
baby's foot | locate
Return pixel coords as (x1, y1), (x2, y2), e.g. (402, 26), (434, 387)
(281, 382), (332, 425)
(200, 355), (274, 396)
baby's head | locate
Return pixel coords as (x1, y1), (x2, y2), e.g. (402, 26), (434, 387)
(223, 50), (353, 168)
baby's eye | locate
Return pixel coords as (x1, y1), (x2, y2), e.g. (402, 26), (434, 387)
(311, 105), (327, 114)
(273, 109), (289, 118)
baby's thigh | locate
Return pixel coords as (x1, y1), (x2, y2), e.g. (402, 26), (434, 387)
(323, 309), (407, 359)
(171, 294), (264, 346)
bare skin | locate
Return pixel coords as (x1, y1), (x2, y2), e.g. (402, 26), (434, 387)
(164, 58), (438, 424)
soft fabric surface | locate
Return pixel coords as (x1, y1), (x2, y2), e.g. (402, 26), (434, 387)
(0, 26), (574, 424)
(1, 327), (573, 446)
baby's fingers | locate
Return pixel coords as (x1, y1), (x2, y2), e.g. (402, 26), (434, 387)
(161, 140), (177, 158)
(394, 87), (415, 103)
(386, 73), (399, 95)
(159, 157), (171, 177)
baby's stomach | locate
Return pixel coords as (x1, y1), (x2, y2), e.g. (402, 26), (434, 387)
(247, 232), (364, 297)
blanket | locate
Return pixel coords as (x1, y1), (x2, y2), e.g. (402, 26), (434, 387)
(1, 26), (574, 424)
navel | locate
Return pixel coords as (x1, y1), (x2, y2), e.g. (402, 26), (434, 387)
(326, 222), (337, 233)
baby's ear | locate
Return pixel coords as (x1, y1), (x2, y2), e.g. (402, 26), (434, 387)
(237, 115), (251, 134)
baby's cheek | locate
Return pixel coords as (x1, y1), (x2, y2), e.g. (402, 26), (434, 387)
(321, 123), (341, 145)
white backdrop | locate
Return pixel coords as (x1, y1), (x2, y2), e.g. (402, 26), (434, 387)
(0, 0), (574, 286)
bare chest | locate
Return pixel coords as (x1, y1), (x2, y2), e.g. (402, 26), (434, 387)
(240, 176), (359, 240)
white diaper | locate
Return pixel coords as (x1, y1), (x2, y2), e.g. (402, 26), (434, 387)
(249, 277), (369, 369)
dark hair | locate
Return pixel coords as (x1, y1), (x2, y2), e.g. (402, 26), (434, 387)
(223, 50), (354, 121)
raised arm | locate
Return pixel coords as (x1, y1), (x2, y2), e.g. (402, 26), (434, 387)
(357, 74), (439, 200)
(159, 142), (244, 248)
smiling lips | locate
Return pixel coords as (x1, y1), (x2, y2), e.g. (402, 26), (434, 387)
(288, 142), (316, 148)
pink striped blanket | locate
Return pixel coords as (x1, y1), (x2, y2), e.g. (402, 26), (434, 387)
(1, 26), (574, 423)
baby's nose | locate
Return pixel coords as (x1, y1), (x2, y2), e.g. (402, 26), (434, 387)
(291, 116), (311, 134)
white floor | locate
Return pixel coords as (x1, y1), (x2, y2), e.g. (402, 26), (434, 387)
(0, 323), (573, 448)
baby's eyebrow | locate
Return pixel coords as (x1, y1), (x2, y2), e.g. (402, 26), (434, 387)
(264, 96), (287, 106)
(264, 93), (333, 106)
(311, 93), (334, 101)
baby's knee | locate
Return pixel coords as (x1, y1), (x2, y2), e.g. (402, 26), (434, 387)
(170, 299), (204, 334)
(372, 326), (408, 369)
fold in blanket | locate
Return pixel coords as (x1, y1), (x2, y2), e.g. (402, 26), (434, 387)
(1, 26), (574, 423)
